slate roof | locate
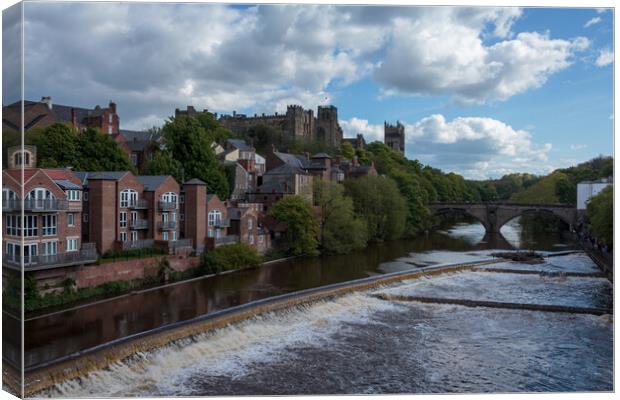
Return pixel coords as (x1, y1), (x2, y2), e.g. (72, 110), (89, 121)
(77, 171), (129, 181)
(311, 152), (332, 159)
(52, 179), (82, 190)
(120, 129), (162, 142)
(184, 178), (206, 185)
(274, 151), (309, 169)
(137, 175), (170, 191)
(257, 180), (289, 193)
(226, 139), (254, 151)
(264, 163), (307, 176)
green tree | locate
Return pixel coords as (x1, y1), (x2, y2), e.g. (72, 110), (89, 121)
(344, 175), (407, 242)
(340, 141), (355, 160)
(161, 116), (230, 198)
(313, 179), (367, 254)
(586, 186), (613, 246)
(267, 195), (319, 256)
(29, 123), (79, 168)
(143, 151), (183, 178)
(74, 128), (136, 172)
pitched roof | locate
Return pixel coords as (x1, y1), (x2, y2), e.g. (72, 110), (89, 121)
(274, 151), (309, 169)
(226, 138), (254, 151)
(264, 163), (307, 176)
(79, 171), (129, 181)
(184, 178), (206, 185)
(120, 129), (162, 142)
(137, 175), (170, 191)
(312, 152), (332, 159)
(52, 179), (81, 190)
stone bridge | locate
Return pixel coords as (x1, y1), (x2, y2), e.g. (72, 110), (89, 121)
(428, 202), (578, 234)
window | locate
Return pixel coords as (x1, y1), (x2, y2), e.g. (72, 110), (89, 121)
(42, 241), (58, 256)
(131, 231), (138, 241)
(14, 151), (30, 166)
(119, 212), (127, 228)
(6, 243), (17, 260)
(84, 192), (89, 201)
(66, 190), (81, 201)
(249, 234), (254, 245)
(172, 231), (177, 241)
(5, 215), (19, 236)
(208, 210), (222, 226)
(42, 215), (57, 236)
(107, 126), (113, 134)
(130, 153), (138, 166)
(67, 238), (78, 252)
(180, 213), (184, 221)
(83, 213), (89, 222)
(162, 231), (168, 241)
(2, 189), (17, 207)
(24, 216), (38, 237)
(67, 213), (74, 226)
(27, 188), (53, 200)
(248, 218), (253, 230)
(119, 231), (127, 242)
(171, 212), (177, 222)
(208, 229), (214, 238)
(161, 192), (178, 208)
(120, 189), (138, 208)
(108, 114), (113, 124)
(179, 195), (184, 204)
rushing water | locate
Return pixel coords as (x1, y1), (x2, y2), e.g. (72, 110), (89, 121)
(24, 217), (615, 395)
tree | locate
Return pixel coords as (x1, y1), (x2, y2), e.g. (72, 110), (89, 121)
(344, 176), (407, 242)
(340, 141), (355, 160)
(161, 115), (230, 199)
(29, 123), (79, 168)
(143, 151), (183, 178)
(74, 128), (136, 172)
(267, 195), (319, 256)
(313, 179), (367, 254)
(586, 186), (613, 246)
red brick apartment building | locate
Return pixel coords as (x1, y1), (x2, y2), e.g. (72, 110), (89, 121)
(2, 146), (97, 270)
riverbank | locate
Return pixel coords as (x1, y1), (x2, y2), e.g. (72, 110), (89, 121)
(21, 258), (501, 396)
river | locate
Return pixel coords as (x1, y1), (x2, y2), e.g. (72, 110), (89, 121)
(19, 217), (615, 395)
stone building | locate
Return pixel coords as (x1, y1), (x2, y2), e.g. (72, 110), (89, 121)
(219, 104), (343, 148)
(342, 134), (367, 150)
(2, 96), (120, 135)
(384, 121), (405, 155)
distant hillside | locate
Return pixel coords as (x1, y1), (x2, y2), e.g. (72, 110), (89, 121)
(510, 171), (569, 204)
(509, 156), (613, 205)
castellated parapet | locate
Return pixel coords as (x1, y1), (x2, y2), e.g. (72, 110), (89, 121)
(219, 104), (342, 148)
(384, 121), (405, 155)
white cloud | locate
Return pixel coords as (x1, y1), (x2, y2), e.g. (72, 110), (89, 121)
(584, 17), (601, 28)
(595, 49), (614, 67)
(570, 144), (587, 150)
(340, 114), (554, 179)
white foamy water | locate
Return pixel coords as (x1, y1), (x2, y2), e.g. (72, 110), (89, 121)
(41, 292), (406, 397)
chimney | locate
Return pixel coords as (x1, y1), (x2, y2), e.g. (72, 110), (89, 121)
(109, 101), (117, 114)
(41, 96), (52, 110)
(233, 110), (236, 117)
(304, 152), (310, 160)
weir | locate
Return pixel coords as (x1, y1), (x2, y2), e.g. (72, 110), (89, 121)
(21, 259), (501, 396)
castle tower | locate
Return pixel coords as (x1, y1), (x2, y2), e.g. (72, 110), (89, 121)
(316, 105), (343, 148)
(384, 121), (405, 155)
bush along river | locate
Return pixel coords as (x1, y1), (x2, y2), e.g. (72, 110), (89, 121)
(17, 216), (613, 396)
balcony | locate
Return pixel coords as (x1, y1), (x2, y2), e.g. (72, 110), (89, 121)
(215, 235), (239, 246)
(156, 238), (193, 254)
(128, 199), (149, 209)
(158, 201), (177, 211)
(118, 239), (155, 250)
(158, 221), (177, 230)
(3, 199), (69, 212)
(3, 243), (97, 271)
(130, 219), (149, 230)
(214, 219), (231, 229)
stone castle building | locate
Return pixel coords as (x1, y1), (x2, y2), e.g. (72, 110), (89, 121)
(384, 121), (405, 155)
(218, 104), (343, 148)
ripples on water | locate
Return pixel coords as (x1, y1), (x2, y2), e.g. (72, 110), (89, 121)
(40, 221), (613, 396)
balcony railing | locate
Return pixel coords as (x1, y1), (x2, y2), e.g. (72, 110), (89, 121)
(119, 239), (155, 250)
(214, 235), (239, 246)
(4, 243), (97, 270)
(158, 221), (177, 230)
(128, 199), (149, 209)
(3, 198), (69, 212)
(214, 219), (231, 228)
(130, 219), (149, 230)
(158, 201), (177, 210)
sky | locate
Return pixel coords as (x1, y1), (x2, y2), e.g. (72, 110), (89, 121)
(2, 2), (614, 180)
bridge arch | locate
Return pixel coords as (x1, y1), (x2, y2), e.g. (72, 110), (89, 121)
(428, 203), (577, 234)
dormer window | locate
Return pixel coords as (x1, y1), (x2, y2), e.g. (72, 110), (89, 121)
(14, 151), (30, 166)
(66, 190), (81, 201)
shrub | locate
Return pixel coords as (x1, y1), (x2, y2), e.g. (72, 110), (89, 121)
(199, 243), (262, 274)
